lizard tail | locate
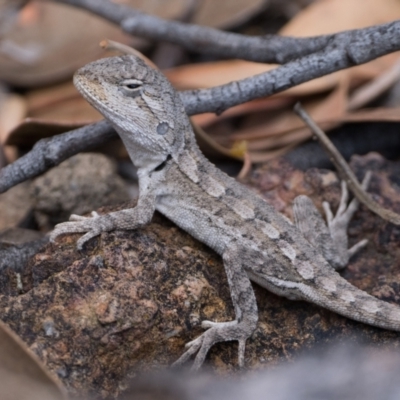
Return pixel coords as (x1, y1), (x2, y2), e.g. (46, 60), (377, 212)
(304, 274), (400, 332)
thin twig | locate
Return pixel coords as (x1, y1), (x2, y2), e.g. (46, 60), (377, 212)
(293, 102), (400, 225)
(100, 39), (158, 69)
(237, 152), (252, 180)
(348, 56), (400, 110)
(191, 122), (243, 161)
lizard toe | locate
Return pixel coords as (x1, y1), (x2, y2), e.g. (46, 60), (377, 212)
(69, 214), (88, 221)
(76, 229), (101, 250)
(172, 337), (203, 367)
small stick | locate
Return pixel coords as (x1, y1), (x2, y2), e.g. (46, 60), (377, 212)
(348, 56), (400, 110)
(237, 152), (252, 180)
(100, 39), (158, 69)
(293, 102), (400, 225)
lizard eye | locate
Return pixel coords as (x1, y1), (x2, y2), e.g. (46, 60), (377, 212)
(120, 79), (143, 95)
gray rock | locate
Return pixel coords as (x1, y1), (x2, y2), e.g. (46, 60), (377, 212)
(31, 153), (130, 230)
(0, 182), (32, 231)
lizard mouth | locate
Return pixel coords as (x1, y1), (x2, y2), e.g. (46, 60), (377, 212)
(73, 72), (119, 121)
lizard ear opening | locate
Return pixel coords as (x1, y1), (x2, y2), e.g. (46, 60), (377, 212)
(153, 154), (172, 172)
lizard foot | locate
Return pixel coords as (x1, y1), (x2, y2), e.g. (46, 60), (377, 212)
(172, 319), (252, 371)
(50, 211), (114, 250)
(322, 173), (371, 268)
(293, 172), (371, 269)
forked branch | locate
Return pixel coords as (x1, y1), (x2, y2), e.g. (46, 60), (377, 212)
(2, 1), (400, 192)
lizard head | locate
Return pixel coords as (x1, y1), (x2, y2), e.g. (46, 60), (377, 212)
(74, 55), (189, 169)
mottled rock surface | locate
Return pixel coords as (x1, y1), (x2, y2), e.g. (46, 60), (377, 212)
(1, 152), (400, 398)
(31, 153), (130, 230)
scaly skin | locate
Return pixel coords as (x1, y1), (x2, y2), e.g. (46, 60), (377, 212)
(51, 55), (399, 370)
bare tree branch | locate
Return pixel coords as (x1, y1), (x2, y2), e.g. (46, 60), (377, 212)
(50, 0), (334, 64)
(49, 1), (400, 67)
(2, 2), (400, 193)
(180, 20), (400, 114)
(0, 120), (116, 193)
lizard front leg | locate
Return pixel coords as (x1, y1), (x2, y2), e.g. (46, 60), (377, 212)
(293, 173), (370, 269)
(173, 243), (258, 370)
(50, 192), (156, 250)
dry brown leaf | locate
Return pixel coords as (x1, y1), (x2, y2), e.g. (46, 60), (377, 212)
(348, 56), (400, 110)
(128, 0), (268, 29)
(191, 96), (294, 127)
(25, 81), (103, 123)
(0, 93), (27, 161)
(2, 0), (265, 87)
(280, 0), (400, 35)
(165, 0), (400, 161)
(234, 75), (350, 142)
(0, 320), (66, 400)
(0, 2), (129, 86)
(340, 106), (400, 123)
(192, 0), (268, 28)
(166, 60), (275, 90)
(247, 106), (400, 162)
(0, 0), (194, 87)
(5, 119), (86, 147)
(0, 94), (26, 144)
(165, 0), (400, 104)
(122, 0), (191, 20)
(0, 80), (103, 155)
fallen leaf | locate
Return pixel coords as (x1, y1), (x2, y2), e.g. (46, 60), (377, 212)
(192, 0), (268, 28)
(280, 0), (400, 35)
(233, 76), (350, 142)
(165, 0), (400, 112)
(0, 93), (26, 145)
(0, 320), (66, 400)
(165, 0), (400, 162)
(25, 82), (102, 123)
(5, 119), (86, 147)
(247, 106), (400, 162)
(0, 2), (128, 86)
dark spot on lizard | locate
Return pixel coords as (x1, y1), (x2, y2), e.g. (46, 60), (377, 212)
(154, 154), (172, 172)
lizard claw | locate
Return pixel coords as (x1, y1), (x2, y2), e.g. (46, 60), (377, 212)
(172, 319), (249, 371)
(50, 211), (111, 249)
(172, 328), (213, 371)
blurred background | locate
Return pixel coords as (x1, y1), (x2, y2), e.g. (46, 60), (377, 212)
(3, 0), (400, 173)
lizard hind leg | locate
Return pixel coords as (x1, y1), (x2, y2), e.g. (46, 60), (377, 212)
(172, 244), (258, 370)
(293, 172), (370, 270)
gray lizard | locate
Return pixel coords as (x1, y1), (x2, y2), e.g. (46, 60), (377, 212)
(50, 55), (400, 370)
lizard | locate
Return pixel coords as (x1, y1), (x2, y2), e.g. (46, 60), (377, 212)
(50, 54), (400, 370)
